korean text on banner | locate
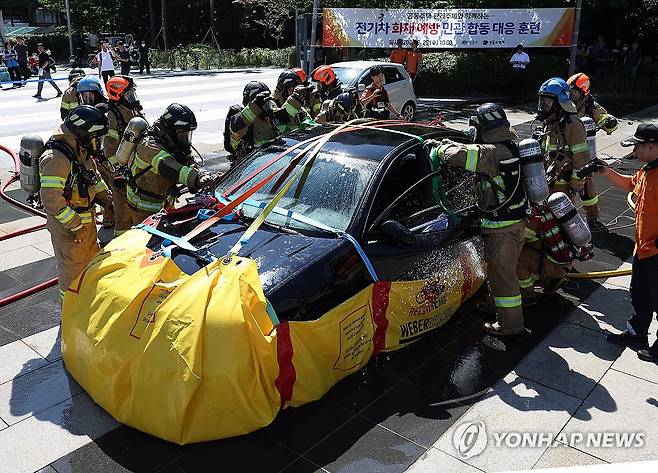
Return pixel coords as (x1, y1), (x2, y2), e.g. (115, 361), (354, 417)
(323, 8), (575, 49)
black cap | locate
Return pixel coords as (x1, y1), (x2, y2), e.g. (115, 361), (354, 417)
(621, 124), (658, 147)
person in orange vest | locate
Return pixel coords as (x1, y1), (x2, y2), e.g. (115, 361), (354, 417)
(405, 39), (422, 80)
(602, 124), (658, 363)
(390, 38), (407, 65)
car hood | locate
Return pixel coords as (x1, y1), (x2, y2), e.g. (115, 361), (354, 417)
(164, 220), (370, 321)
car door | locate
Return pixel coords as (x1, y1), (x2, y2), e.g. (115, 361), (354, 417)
(382, 65), (408, 111)
(361, 146), (479, 281)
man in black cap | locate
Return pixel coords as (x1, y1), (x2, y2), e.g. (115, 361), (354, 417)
(600, 123), (658, 362)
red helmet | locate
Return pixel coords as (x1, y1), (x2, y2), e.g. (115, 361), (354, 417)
(106, 75), (134, 101)
(567, 73), (591, 96)
(292, 67), (307, 84)
(311, 65), (336, 86)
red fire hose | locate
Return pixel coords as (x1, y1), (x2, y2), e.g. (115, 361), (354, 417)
(0, 143), (56, 305)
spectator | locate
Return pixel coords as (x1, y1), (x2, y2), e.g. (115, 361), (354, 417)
(612, 38), (624, 66)
(2, 41), (21, 89)
(405, 39), (422, 81)
(33, 43), (62, 99)
(13, 36), (29, 86)
(97, 40), (116, 84)
(390, 38), (407, 65)
(509, 44), (530, 96)
(576, 40), (590, 71)
(589, 35), (608, 79)
(625, 41), (642, 83)
(138, 41), (150, 74)
(115, 41), (131, 75)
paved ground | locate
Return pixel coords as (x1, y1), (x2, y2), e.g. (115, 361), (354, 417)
(0, 68), (656, 472)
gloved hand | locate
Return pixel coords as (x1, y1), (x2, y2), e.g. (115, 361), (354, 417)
(195, 172), (219, 192)
(292, 85), (309, 103)
(252, 91), (271, 110)
(95, 103), (109, 113)
(603, 116), (618, 134)
(422, 139), (440, 155)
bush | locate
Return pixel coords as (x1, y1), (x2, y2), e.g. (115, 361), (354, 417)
(151, 45), (294, 70)
(414, 50), (569, 98)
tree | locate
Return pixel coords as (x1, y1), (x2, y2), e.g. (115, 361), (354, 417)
(233, 0), (298, 47)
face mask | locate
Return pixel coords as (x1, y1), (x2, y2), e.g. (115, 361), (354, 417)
(80, 91), (99, 105)
(176, 130), (193, 151)
(123, 88), (142, 110)
(537, 95), (555, 120)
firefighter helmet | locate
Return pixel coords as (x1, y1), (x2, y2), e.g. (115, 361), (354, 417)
(311, 65), (336, 86)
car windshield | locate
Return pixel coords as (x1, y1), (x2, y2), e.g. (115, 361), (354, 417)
(216, 147), (379, 233)
(331, 66), (362, 86)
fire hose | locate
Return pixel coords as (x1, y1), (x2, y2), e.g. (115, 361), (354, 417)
(0, 143), (58, 306)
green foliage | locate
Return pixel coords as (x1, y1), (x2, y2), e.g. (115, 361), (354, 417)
(150, 45), (294, 70)
(413, 51), (569, 97)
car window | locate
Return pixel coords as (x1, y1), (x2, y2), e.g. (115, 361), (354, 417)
(217, 148), (379, 233)
(368, 150), (436, 230)
(359, 71), (373, 87)
(382, 66), (404, 85)
(367, 148), (477, 233)
(332, 66), (361, 86)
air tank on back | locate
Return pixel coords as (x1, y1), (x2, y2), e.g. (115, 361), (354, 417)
(547, 192), (591, 247)
(580, 116), (597, 160)
(19, 135), (45, 195)
(115, 116), (149, 166)
(518, 138), (549, 203)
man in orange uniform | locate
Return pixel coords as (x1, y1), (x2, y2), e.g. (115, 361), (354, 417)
(405, 39), (422, 80)
(601, 124), (658, 362)
(390, 38), (407, 65)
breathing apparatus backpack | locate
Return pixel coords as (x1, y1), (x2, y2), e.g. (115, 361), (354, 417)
(530, 202), (593, 264)
(479, 141), (529, 222)
(224, 104), (254, 159)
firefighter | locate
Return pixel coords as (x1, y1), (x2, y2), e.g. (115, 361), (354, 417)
(315, 91), (358, 124)
(103, 75), (145, 235)
(309, 65), (343, 118)
(567, 72), (619, 226)
(39, 105), (111, 300)
(272, 69), (313, 126)
(127, 103), (217, 224)
(59, 68), (86, 120)
(227, 81), (306, 162)
(536, 77), (590, 200)
(424, 103), (529, 336)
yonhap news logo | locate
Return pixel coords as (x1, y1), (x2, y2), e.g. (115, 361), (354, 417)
(453, 421), (488, 459)
(451, 420), (645, 459)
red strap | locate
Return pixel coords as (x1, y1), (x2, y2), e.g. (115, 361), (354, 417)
(371, 281), (392, 356)
(274, 321), (296, 407)
(182, 166), (284, 242)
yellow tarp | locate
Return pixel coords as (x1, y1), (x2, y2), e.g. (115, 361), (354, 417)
(62, 229), (484, 444)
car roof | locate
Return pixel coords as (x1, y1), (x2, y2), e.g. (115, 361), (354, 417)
(330, 61), (404, 70)
(281, 122), (464, 162)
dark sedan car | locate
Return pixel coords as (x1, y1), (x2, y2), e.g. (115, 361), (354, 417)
(152, 121), (483, 321)
(62, 120), (487, 443)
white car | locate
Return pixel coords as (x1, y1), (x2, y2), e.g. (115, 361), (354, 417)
(330, 61), (418, 121)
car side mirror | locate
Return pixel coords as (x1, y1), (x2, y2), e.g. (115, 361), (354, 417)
(358, 83), (366, 93)
(380, 220), (415, 246)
